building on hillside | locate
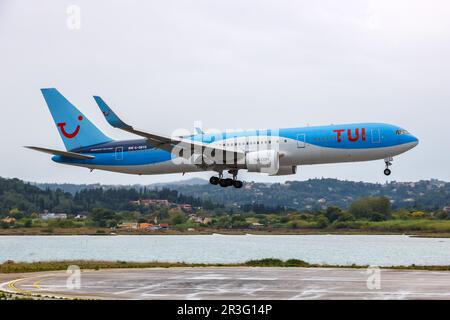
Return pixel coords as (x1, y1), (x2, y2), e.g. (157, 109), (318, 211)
(131, 199), (171, 207)
(118, 222), (138, 230)
(444, 206), (450, 213)
(137, 223), (153, 230)
(39, 213), (67, 220)
(1, 217), (16, 224)
(177, 204), (193, 212)
(202, 217), (213, 225)
(168, 207), (182, 215)
(118, 222), (170, 231)
(188, 214), (212, 225)
(250, 222), (264, 229)
(159, 223), (169, 230)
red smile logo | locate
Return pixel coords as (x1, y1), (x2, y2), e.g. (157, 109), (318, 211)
(57, 115), (83, 139)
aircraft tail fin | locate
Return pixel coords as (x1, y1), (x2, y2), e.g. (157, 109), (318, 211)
(40, 88), (112, 151)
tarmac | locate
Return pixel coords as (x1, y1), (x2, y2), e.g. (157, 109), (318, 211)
(2, 267), (450, 300)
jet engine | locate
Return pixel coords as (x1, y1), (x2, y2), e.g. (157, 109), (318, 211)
(245, 150), (279, 175)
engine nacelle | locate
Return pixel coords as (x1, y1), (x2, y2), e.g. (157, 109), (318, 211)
(269, 165), (297, 176)
(245, 150), (279, 175)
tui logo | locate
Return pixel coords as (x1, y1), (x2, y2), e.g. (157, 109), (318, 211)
(333, 128), (366, 143)
(57, 115), (83, 139)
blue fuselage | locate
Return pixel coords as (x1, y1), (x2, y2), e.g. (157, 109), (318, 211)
(51, 122), (418, 176)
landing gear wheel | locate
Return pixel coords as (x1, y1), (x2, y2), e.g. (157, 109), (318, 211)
(215, 170), (244, 188)
(384, 157), (393, 177)
(209, 176), (219, 185)
(219, 179), (233, 187)
(233, 180), (243, 189)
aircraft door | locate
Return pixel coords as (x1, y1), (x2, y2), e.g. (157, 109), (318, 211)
(115, 147), (123, 160)
(371, 129), (381, 144)
(297, 134), (306, 148)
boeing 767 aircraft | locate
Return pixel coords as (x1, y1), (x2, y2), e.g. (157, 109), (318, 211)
(27, 88), (419, 188)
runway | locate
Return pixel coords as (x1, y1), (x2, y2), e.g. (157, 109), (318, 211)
(2, 267), (450, 300)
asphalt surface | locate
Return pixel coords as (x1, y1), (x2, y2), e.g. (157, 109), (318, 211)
(2, 267), (450, 300)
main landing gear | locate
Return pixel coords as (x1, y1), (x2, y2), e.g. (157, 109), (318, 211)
(384, 157), (393, 176)
(209, 170), (243, 188)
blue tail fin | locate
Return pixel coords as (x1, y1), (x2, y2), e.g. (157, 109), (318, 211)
(41, 88), (112, 151)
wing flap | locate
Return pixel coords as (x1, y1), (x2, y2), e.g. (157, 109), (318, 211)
(25, 146), (95, 160)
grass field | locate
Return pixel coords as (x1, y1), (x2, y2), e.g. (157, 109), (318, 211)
(2, 258), (450, 273)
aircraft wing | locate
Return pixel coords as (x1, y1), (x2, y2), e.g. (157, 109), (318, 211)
(25, 146), (95, 160)
(93, 96), (245, 164)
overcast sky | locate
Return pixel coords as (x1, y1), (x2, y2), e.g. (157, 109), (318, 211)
(0, 0), (449, 185)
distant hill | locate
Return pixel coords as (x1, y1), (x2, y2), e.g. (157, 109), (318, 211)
(32, 182), (104, 194)
(31, 177), (450, 211)
(1, 177), (211, 215)
(157, 179), (450, 211)
(32, 178), (209, 195)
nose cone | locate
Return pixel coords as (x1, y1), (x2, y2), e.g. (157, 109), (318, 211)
(412, 135), (419, 147)
(403, 134), (419, 149)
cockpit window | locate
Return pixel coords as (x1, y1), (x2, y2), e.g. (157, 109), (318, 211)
(396, 129), (410, 135)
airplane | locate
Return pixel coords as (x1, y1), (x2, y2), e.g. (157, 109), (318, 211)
(27, 88), (419, 188)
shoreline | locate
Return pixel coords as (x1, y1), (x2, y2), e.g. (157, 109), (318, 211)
(0, 227), (450, 238)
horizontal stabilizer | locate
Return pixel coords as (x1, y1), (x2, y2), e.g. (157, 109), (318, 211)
(25, 146), (95, 160)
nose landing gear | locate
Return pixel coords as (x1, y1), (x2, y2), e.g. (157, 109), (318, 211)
(209, 170), (243, 188)
(384, 157), (393, 176)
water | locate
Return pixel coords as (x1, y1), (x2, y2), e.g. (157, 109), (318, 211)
(1, 235), (450, 266)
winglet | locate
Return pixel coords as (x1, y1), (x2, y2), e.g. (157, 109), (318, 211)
(194, 127), (204, 135)
(93, 96), (133, 131)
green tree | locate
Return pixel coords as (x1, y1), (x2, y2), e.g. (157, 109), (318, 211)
(435, 211), (449, 220)
(0, 221), (10, 229)
(315, 215), (329, 229)
(23, 219), (33, 228)
(170, 212), (186, 225)
(107, 220), (118, 228)
(230, 215), (250, 229)
(214, 216), (232, 229)
(349, 197), (391, 220)
(9, 208), (24, 220)
(325, 206), (342, 222)
(336, 212), (355, 222)
(90, 208), (118, 227)
(288, 221), (299, 229)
